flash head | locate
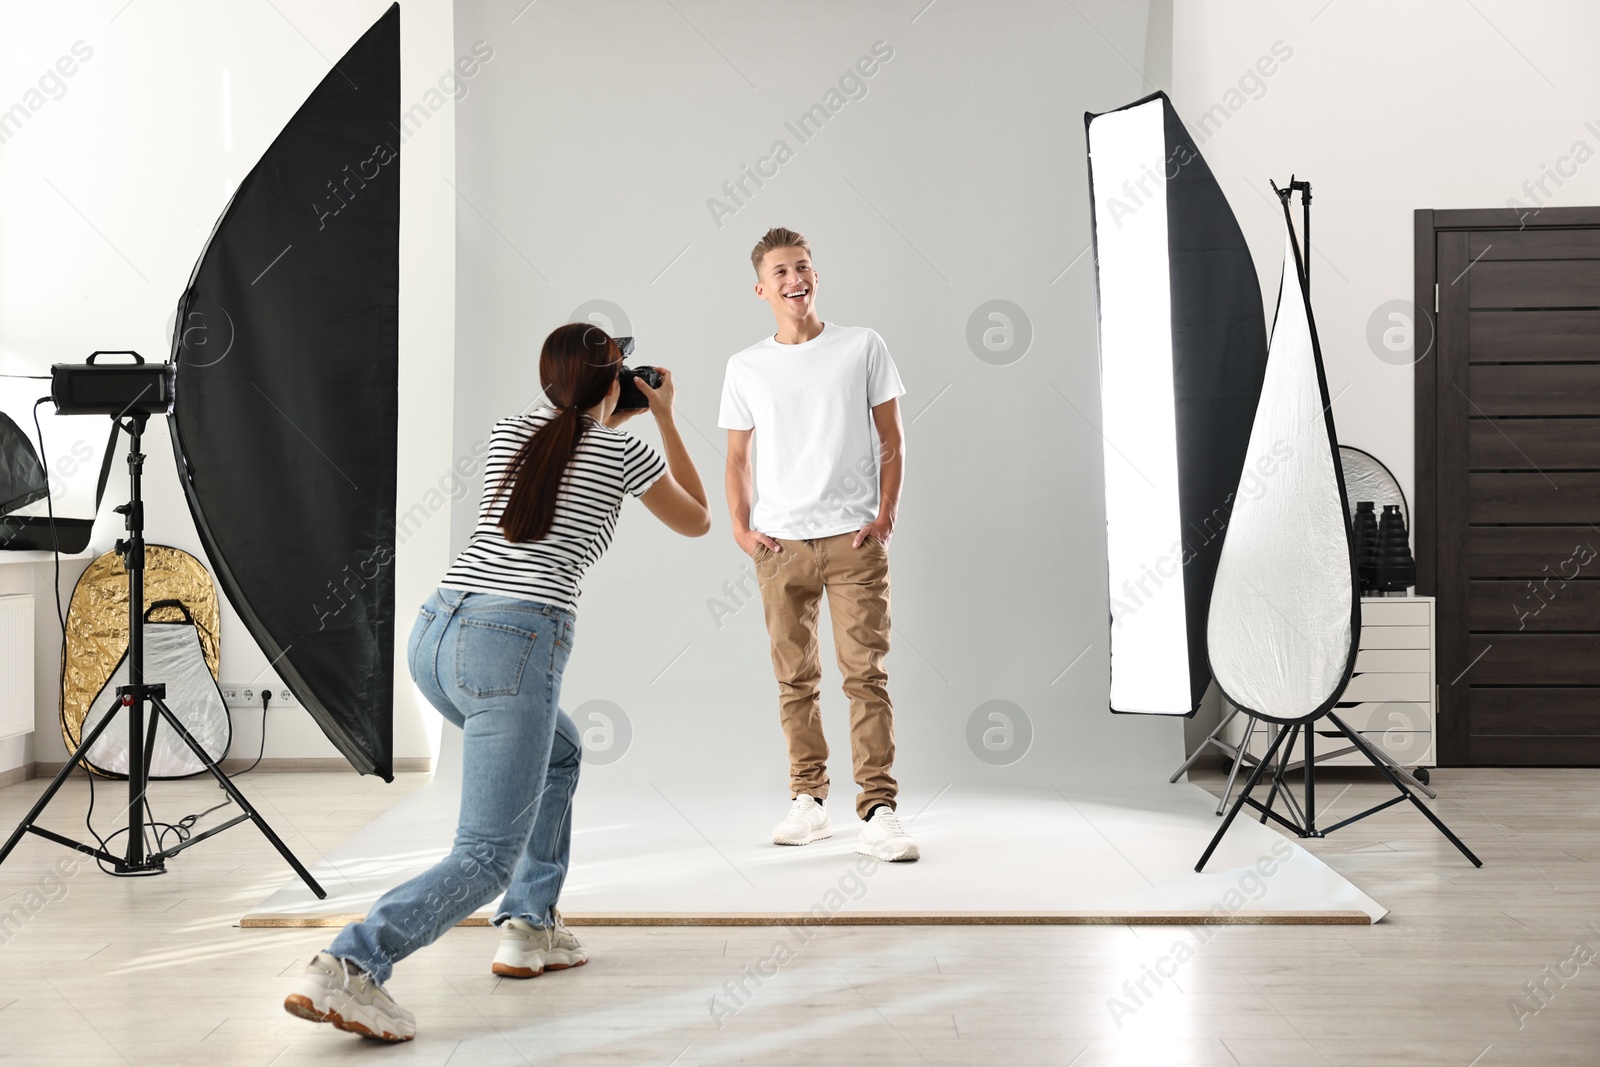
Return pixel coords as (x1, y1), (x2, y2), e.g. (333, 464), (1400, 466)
(51, 351), (176, 417)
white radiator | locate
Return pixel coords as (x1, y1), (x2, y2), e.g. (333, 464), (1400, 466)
(0, 594), (34, 739)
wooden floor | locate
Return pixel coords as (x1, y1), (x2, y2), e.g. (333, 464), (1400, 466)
(0, 765), (1596, 1065)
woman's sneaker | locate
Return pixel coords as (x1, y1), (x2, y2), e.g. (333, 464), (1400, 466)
(857, 806), (919, 861)
(772, 794), (831, 845)
(283, 951), (416, 1042)
(492, 909), (589, 978)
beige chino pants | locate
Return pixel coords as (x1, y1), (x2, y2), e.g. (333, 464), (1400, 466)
(753, 531), (897, 819)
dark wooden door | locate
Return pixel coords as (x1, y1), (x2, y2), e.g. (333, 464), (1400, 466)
(1420, 209), (1600, 764)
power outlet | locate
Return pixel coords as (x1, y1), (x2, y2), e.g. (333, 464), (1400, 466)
(219, 684), (298, 708)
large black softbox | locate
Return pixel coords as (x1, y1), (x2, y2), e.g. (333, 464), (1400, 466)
(168, 5), (399, 778)
(1085, 92), (1269, 716)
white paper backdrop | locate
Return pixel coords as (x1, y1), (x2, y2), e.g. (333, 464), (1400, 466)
(442, 0), (1183, 795)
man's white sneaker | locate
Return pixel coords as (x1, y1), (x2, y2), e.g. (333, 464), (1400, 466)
(857, 806), (919, 861)
(492, 908), (589, 978)
(283, 951), (416, 1042)
(772, 794), (832, 845)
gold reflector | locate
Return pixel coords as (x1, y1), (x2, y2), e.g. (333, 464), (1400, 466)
(59, 546), (220, 771)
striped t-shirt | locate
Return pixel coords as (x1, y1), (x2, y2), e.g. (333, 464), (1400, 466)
(440, 409), (667, 613)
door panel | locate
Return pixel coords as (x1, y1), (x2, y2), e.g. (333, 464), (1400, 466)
(1468, 527), (1600, 575)
(1472, 688), (1600, 734)
(1426, 214), (1600, 764)
(1465, 634), (1600, 685)
(1468, 580), (1600, 631)
(1469, 364), (1600, 415)
(1469, 419), (1600, 467)
(1468, 259), (1600, 307)
(1468, 473), (1600, 522)
(1472, 310), (1600, 361)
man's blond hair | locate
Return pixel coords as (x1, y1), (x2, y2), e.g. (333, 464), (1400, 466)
(750, 226), (811, 277)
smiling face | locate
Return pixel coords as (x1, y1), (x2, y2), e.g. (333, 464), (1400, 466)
(754, 245), (819, 326)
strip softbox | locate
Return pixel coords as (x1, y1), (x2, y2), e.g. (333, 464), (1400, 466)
(167, 5), (399, 778)
(1206, 205), (1359, 725)
(1085, 92), (1269, 716)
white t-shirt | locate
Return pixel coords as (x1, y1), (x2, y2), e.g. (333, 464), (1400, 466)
(718, 322), (906, 539)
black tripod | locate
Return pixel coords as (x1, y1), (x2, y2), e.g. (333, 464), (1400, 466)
(1195, 712), (1482, 872)
(0, 412), (325, 896)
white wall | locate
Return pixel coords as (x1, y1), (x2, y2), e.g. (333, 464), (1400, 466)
(450, 0), (1187, 794)
(1171, 0), (1600, 513)
(0, 0), (458, 776)
(11, 0), (1571, 783)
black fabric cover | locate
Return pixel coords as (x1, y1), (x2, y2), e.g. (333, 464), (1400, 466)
(1159, 98), (1270, 711)
(0, 411), (47, 517)
(168, 5), (399, 779)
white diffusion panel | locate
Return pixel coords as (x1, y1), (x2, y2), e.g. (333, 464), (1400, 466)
(1207, 223), (1356, 722)
(1088, 99), (1189, 714)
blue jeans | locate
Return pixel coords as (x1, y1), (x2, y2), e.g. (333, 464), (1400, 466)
(326, 588), (581, 983)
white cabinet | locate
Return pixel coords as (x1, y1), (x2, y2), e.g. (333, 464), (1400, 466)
(0, 593), (33, 740)
(1224, 595), (1436, 770)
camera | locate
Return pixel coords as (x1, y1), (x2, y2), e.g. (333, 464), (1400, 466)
(612, 336), (662, 411)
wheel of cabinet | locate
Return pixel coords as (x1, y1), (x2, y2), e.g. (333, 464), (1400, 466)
(1414, 767), (1430, 785)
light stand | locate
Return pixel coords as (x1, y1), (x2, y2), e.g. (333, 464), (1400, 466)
(0, 410), (325, 896)
(1194, 179), (1480, 872)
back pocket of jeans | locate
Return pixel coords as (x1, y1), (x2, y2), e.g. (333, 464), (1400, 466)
(455, 619), (539, 697)
(406, 607), (436, 673)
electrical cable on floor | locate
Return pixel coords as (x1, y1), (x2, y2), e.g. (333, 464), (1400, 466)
(154, 689), (271, 852)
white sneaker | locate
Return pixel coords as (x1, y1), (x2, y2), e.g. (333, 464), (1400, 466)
(283, 951), (416, 1042)
(772, 794), (832, 845)
(857, 806), (919, 861)
(492, 908), (589, 978)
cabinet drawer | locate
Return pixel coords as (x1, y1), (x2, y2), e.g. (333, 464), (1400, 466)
(1341, 672), (1431, 702)
(1353, 648), (1431, 673)
(1245, 727), (1435, 767)
(1330, 701), (1431, 732)
(1361, 600), (1431, 626)
(1359, 625), (1430, 650)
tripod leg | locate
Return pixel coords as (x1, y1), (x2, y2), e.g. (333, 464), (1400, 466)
(0, 696), (134, 867)
(1171, 707), (1242, 784)
(1272, 728), (1308, 829)
(1259, 724), (1297, 824)
(1303, 721), (1317, 834)
(1216, 715), (1253, 815)
(1196, 725), (1290, 873)
(1362, 740), (1438, 799)
(1327, 713), (1482, 867)
(148, 696), (328, 898)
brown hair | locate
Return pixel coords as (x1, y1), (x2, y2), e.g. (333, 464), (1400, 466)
(494, 323), (622, 543)
(750, 226), (811, 277)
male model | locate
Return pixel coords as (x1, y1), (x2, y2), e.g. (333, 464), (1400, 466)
(718, 226), (917, 861)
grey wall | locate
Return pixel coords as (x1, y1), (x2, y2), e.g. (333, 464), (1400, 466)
(449, 0), (1185, 796)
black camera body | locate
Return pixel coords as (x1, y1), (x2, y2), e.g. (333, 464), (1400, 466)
(612, 337), (662, 411)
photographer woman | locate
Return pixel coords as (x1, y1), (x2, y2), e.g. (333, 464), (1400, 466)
(285, 323), (711, 1041)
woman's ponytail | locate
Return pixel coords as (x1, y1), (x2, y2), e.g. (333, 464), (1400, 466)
(493, 324), (621, 543)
